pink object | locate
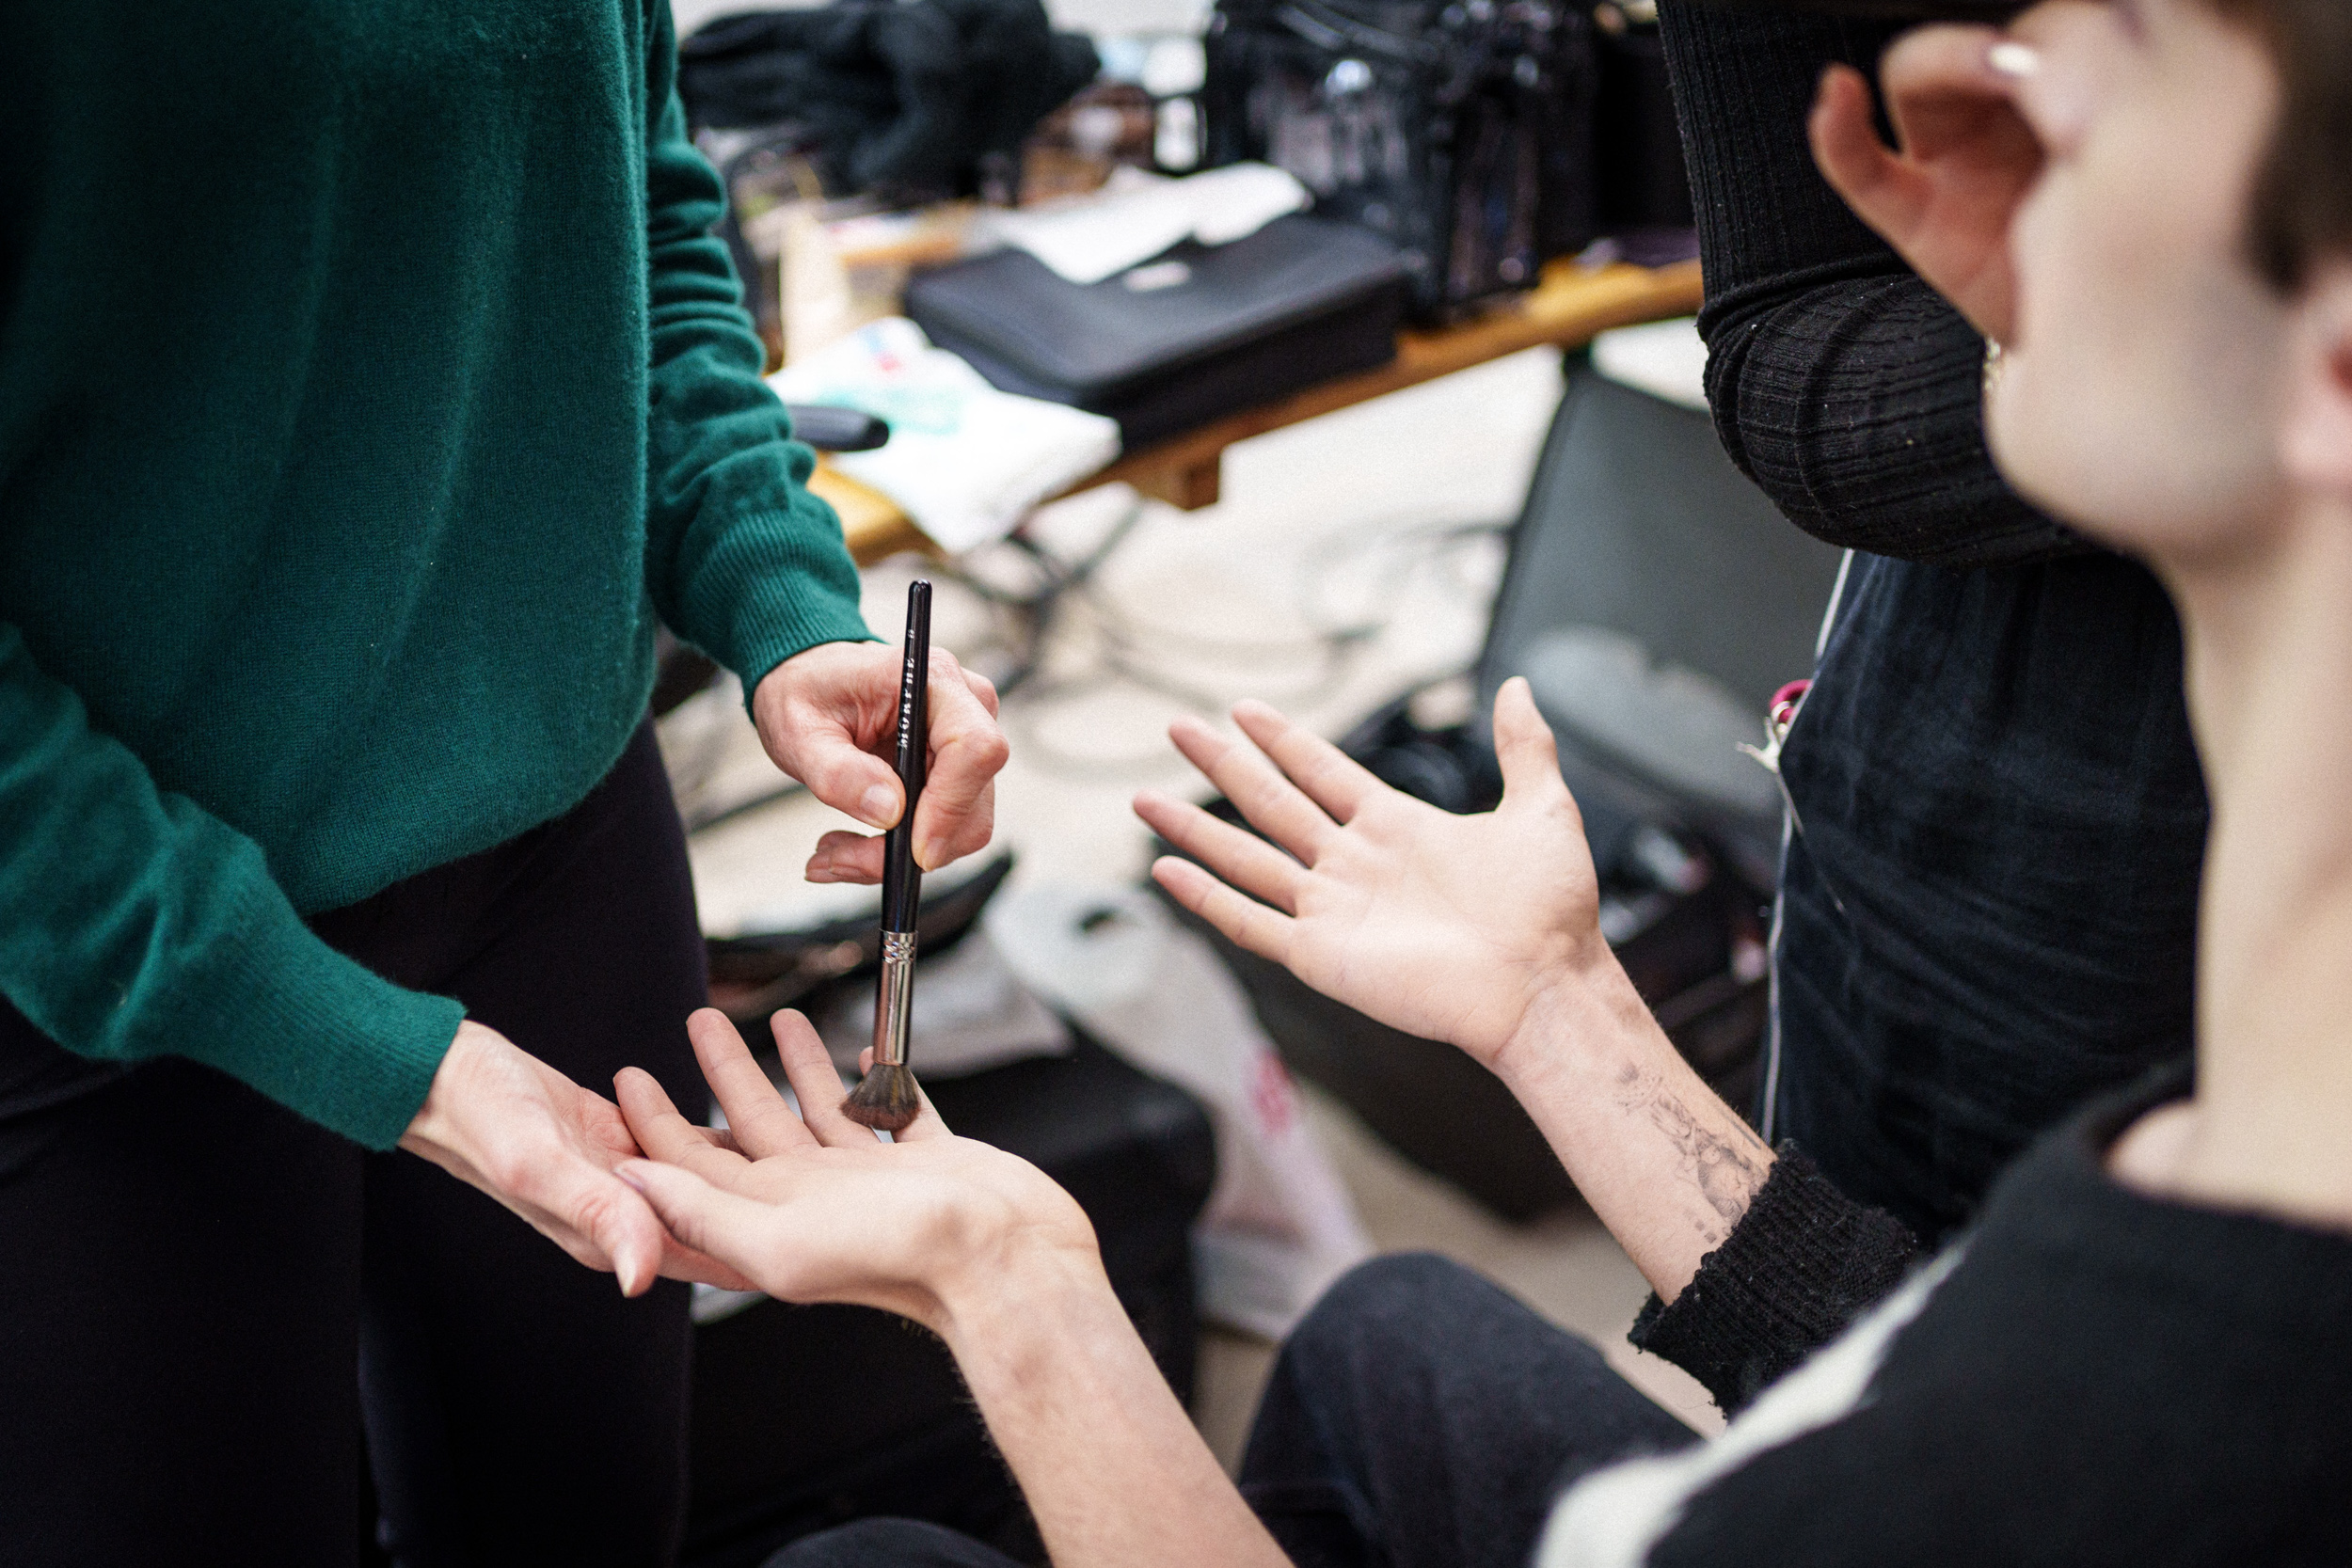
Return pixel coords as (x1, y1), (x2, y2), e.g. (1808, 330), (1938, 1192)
(1770, 679), (1813, 731)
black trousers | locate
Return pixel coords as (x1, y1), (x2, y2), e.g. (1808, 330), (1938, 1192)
(0, 724), (707, 1568)
(770, 1254), (1700, 1568)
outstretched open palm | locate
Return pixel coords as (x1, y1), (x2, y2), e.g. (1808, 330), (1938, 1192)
(613, 1008), (1095, 1334)
(1134, 679), (1606, 1071)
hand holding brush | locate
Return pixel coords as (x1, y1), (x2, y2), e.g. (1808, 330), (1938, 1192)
(842, 579), (931, 1132)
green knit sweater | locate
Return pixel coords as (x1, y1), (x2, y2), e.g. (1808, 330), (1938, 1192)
(0, 3), (871, 1148)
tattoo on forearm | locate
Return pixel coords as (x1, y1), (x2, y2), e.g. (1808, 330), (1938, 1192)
(1613, 1064), (1769, 1245)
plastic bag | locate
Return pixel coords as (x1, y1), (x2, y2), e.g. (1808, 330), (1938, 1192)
(985, 882), (1373, 1338)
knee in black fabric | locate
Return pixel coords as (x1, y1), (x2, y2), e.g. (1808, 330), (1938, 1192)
(1244, 1252), (1497, 1496)
(1285, 1251), (1494, 1371)
(1248, 1252), (1664, 1568)
(761, 1518), (1025, 1568)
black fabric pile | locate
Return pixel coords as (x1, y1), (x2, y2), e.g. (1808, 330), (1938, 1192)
(678, 0), (1100, 198)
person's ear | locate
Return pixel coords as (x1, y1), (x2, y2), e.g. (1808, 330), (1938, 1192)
(2282, 261), (2352, 499)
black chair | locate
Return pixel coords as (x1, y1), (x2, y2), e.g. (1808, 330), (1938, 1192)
(1480, 350), (1844, 884)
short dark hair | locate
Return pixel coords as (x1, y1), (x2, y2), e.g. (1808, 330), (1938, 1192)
(2211, 0), (2352, 290)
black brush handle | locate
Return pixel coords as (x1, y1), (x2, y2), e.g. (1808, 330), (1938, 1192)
(783, 404), (892, 452)
(880, 580), (931, 933)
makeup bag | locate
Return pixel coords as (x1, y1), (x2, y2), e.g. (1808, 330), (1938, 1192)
(902, 213), (1408, 450)
(685, 853), (1217, 1567)
(1199, 0), (1601, 320)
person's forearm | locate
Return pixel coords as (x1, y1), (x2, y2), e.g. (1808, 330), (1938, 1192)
(1493, 956), (1924, 1411)
(1657, 0), (2082, 567)
(1490, 956), (1774, 1302)
(938, 1247), (1291, 1568)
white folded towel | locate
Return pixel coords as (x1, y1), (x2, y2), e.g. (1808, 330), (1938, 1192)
(770, 317), (1122, 552)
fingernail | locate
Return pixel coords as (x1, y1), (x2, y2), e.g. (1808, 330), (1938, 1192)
(858, 784), (898, 829)
(914, 838), (942, 872)
(1988, 41), (2040, 79)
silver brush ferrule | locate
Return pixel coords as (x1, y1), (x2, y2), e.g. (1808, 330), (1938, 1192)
(871, 930), (918, 1068)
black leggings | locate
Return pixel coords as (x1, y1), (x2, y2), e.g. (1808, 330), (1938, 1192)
(0, 724), (707, 1568)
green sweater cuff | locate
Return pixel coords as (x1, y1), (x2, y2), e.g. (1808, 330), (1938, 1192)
(693, 499), (880, 702)
(171, 875), (464, 1150)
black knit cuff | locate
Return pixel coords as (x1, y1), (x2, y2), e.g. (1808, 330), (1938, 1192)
(1629, 1143), (1920, 1414)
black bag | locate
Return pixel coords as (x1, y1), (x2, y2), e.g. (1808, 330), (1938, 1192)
(904, 213), (1408, 448)
(1590, 5), (1694, 238)
(686, 856), (1216, 1568)
(704, 854), (1018, 1025)
(1200, 0), (1598, 320)
(686, 1034), (1215, 1568)
(678, 0), (1100, 201)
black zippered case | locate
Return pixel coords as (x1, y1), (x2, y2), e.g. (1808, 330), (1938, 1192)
(903, 214), (1408, 450)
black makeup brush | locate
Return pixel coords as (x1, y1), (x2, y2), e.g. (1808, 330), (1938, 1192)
(842, 579), (930, 1133)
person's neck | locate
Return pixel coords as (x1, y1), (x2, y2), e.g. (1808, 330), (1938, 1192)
(2144, 494), (2352, 1227)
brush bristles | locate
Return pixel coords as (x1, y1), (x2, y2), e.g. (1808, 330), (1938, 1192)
(841, 1062), (921, 1132)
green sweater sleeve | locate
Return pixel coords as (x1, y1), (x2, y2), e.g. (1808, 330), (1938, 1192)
(0, 626), (463, 1149)
(638, 10), (874, 691)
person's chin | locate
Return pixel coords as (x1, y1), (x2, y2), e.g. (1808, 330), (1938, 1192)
(1985, 371), (2118, 539)
(1993, 363), (2295, 564)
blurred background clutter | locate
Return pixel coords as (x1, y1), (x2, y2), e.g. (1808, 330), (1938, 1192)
(647, 3), (1828, 1564)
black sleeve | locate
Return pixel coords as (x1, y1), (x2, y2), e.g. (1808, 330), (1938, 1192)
(1653, 1), (2089, 568)
(1628, 1144), (1920, 1413)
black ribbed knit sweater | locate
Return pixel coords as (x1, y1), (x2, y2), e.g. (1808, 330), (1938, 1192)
(1550, 1069), (2352, 1567)
(1648, 3), (2209, 1250)
(1661, 8), (2071, 568)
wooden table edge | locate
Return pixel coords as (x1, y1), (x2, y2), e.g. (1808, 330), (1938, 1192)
(828, 256), (1705, 563)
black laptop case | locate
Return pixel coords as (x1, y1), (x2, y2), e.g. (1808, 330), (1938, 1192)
(904, 214), (1409, 450)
